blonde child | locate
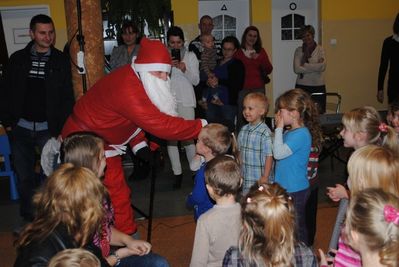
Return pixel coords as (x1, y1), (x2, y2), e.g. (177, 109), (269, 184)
(322, 145), (399, 267)
(190, 155), (242, 267)
(320, 188), (399, 267)
(62, 132), (169, 267)
(238, 92), (274, 194)
(326, 106), (399, 250)
(273, 88), (321, 244)
(223, 183), (318, 267)
(48, 248), (101, 267)
(187, 123), (238, 221)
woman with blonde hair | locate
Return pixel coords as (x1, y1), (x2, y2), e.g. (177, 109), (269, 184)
(14, 164), (108, 267)
(223, 183), (317, 267)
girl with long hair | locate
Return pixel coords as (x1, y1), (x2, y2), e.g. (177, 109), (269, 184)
(14, 164), (108, 267)
(273, 88), (322, 244)
(223, 183), (317, 267)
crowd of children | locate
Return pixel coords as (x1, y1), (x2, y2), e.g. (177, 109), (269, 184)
(186, 89), (399, 266)
(13, 84), (399, 266)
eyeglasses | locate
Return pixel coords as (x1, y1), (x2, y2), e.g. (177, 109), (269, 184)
(222, 48), (235, 51)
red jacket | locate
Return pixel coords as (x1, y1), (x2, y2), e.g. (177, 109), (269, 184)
(62, 65), (202, 152)
(234, 48), (273, 90)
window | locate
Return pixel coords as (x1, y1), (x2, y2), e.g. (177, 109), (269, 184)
(281, 13), (304, 40)
(213, 14), (236, 40)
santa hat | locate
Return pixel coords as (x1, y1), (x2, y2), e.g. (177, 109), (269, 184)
(134, 38), (172, 73)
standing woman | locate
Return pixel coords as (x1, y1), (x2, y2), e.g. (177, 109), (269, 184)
(234, 26), (273, 131)
(293, 25), (327, 113)
(206, 36), (245, 132)
(110, 20), (140, 71)
(377, 13), (399, 104)
(166, 26), (200, 189)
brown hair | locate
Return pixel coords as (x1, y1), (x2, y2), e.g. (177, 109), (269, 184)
(16, 164), (107, 248)
(240, 183), (295, 267)
(241, 25), (262, 53)
(342, 106), (399, 151)
(205, 155), (242, 197)
(275, 88), (322, 148)
(198, 123), (239, 161)
(62, 132), (104, 174)
(346, 188), (399, 267)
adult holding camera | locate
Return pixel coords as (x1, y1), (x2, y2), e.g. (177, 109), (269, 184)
(166, 26), (200, 189)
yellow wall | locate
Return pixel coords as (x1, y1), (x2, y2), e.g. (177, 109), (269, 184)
(171, 0), (399, 112)
(0, 0), (67, 50)
(321, 0), (399, 111)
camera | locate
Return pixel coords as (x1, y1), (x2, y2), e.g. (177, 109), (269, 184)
(171, 49), (181, 61)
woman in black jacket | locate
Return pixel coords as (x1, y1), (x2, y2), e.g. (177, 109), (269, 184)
(205, 36), (245, 132)
(14, 164), (109, 267)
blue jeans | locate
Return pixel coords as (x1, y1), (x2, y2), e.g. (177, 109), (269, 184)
(120, 252), (169, 267)
(206, 103), (237, 132)
(289, 187), (310, 245)
(10, 126), (50, 220)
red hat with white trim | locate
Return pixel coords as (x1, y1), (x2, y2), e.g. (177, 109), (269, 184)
(134, 37), (172, 73)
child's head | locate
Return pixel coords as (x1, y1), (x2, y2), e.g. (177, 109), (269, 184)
(387, 99), (399, 134)
(347, 145), (399, 197)
(243, 92), (268, 125)
(341, 106), (398, 150)
(240, 183), (295, 266)
(275, 88), (322, 147)
(17, 164), (107, 248)
(204, 155), (242, 199)
(346, 188), (399, 267)
(197, 123), (232, 156)
(201, 33), (215, 49)
(48, 248), (100, 267)
(62, 132), (106, 178)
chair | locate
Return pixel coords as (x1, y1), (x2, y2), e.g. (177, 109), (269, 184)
(0, 134), (19, 200)
(313, 92), (347, 170)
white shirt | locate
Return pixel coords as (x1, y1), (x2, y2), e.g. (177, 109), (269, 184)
(170, 50), (199, 107)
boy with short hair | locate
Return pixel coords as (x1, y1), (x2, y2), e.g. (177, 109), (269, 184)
(189, 155), (242, 267)
(238, 92), (274, 194)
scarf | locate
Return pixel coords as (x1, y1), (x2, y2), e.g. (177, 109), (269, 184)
(301, 41), (317, 65)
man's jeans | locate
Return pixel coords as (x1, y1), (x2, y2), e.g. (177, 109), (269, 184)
(10, 125), (50, 221)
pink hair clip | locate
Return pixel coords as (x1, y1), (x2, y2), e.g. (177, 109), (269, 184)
(379, 122), (388, 133)
(247, 197), (252, 203)
(258, 186), (264, 191)
(384, 204), (399, 225)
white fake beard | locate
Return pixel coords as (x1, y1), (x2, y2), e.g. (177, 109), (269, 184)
(138, 71), (178, 116)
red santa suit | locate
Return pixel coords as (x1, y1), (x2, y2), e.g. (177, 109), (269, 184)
(62, 38), (203, 234)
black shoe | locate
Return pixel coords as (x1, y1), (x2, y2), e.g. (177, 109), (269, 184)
(173, 174), (183, 189)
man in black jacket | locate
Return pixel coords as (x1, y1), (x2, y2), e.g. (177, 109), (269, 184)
(0, 14), (74, 225)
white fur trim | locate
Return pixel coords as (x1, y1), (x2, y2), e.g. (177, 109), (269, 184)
(200, 119), (208, 127)
(132, 141), (148, 154)
(134, 63), (171, 73)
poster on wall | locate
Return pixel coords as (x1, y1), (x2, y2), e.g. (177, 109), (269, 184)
(0, 5), (49, 56)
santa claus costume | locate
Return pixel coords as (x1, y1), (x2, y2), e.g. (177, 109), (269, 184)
(62, 38), (204, 235)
